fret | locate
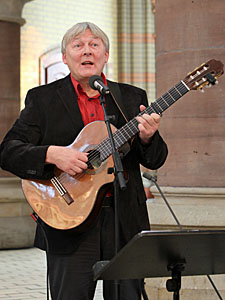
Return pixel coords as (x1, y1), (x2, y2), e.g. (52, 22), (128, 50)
(169, 88), (181, 100)
(158, 96), (170, 110)
(151, 101), (163, 114)
(114, 130), (125, 146)
(174, 85), (183, 96)
(104, 143), (112, 159)
(181, 80), (190, 91)
(168, 88), (180, 101)
(102, 143), (110, 158)
(146, 105), (155, 115)
(124, 121), (138, 136)
(114, 135), (122, 149)
(122, 127), (134, 140)
(177, 81), (189, 94)
(129, 120), (139, 134)
(97, 139), (110, 160)
(119, 126), (131, 141)
(162, 93), (174, 107)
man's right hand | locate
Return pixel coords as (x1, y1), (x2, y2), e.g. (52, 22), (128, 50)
(46, 146), (88, 176)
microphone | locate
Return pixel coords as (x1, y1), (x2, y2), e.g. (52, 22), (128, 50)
(89, 75), (110, 95)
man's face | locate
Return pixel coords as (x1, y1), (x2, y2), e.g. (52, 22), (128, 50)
(62, 29), (109, 82)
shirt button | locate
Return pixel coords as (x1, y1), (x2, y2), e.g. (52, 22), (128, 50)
(90, 113), (94, 117)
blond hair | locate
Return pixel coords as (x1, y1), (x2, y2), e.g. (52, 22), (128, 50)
(61, 22), (109, 54)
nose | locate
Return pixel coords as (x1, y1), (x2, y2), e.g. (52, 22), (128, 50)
(83, 44), (92, 56)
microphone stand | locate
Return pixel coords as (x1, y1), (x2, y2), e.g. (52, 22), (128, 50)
(99, 92), (126, 300)
(143, 172), (223, 300)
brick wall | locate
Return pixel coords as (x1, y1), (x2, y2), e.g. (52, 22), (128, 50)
(21, 0), (118, 107)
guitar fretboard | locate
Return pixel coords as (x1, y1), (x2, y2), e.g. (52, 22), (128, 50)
(92, 81), (189, 162)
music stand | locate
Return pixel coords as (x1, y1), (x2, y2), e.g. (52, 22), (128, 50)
(93, 229), (225, 299)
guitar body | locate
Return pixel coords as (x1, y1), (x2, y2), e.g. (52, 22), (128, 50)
(22, 121), (115, 231)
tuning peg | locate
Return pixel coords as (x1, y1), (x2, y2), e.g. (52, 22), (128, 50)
(199, 88), (205, 93)
(205, 83), (212, 88)
(215, 80), (219, 84)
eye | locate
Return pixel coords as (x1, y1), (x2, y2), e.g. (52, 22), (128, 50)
(92, 43), (98, 47)
(72, 42), (81, 49)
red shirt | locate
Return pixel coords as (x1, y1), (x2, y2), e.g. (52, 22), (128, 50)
(70, 74), (113, 196)
(70, 73), (107, 126)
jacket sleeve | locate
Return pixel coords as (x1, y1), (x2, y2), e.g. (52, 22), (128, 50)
(0, 90), (54, 179)
(132, 130), (168, 170)
(123, 85), (168, 170)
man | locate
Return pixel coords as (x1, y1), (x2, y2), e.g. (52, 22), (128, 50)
(0, 22), (168, 300)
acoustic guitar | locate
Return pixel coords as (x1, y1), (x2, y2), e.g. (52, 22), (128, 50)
(22, 59), (224, 230)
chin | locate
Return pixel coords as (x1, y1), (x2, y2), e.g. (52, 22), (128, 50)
(82, 71), (98, 78)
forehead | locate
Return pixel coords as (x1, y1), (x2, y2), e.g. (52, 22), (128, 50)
(72, 29), (102, 42)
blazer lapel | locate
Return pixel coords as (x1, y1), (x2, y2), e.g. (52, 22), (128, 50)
(56, 75), (84, 135)
(106, 80), (129, 128)
(55, 77), (129, 133)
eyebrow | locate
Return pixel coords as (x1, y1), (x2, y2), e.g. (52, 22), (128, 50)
(73, 36), (101, 41)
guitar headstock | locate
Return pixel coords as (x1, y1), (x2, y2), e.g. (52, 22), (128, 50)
(184, 59), (224, 91)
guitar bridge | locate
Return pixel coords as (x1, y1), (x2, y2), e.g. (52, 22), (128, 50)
(51, 176), (74, 205)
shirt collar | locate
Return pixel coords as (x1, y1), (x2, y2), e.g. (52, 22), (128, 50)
(70, 73), (107, 98)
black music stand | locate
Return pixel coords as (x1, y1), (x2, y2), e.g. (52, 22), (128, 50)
(93, 229), (225, 299)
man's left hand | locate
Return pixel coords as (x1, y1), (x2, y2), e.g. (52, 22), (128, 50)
(136, 105), (160, 145)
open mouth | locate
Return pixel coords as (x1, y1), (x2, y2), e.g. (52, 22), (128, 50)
(81, 61), (94, 65)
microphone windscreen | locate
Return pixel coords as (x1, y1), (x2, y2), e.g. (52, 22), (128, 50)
(89, 75), (103, 90)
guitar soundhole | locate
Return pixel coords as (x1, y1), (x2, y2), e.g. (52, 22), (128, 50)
(87, 149), (101, 170)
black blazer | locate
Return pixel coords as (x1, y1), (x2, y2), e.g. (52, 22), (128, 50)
(0, 75), (168, 254)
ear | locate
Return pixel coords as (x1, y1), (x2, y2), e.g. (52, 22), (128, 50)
(62, 53), (67, 64)
(105, 52), (109, 64)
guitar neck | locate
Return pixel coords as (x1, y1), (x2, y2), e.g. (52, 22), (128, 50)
(96, 80), (189, 162)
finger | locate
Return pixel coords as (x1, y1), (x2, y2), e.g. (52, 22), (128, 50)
(141, 113), (160, 122)
(70, 165), (84, 174)
(137, 115), (152, 127)
(67, 169), (76, 176)
(73, 161), (88, 171)
(80, 152), (89, 161)
(139, 105), (146, 112)
(73, 151), (89, 162)
(151, 113), (160, 123)
(139, 114), (160, 126)
(140, 114), (151, 122)
(138, 123), (146, 133)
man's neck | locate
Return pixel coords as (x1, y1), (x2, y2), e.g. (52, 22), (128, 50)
(70, 73), (107, 98)
(79, 79), (99, 97)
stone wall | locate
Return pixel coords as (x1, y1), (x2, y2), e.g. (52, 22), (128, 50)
(151, 1), (225, 296)
(0, 178), (35, 249)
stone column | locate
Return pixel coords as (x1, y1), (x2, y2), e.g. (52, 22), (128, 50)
(145, 2), (225, 297)
(150, 0), (225, 247)
(0, 0), (32, 177)
(0, 0), (35, 249)
(155, 0), (225, 188)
